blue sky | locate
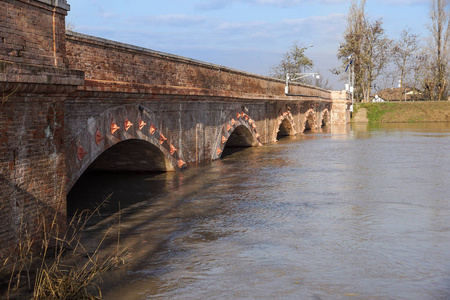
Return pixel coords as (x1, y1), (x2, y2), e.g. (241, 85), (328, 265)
(67, 0), (430, 89)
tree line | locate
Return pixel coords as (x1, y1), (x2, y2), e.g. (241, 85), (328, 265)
(272, 0), (450, 102)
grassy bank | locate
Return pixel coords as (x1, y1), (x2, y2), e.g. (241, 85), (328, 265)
(353, 101), (450, 123)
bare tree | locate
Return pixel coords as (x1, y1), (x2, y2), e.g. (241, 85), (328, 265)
(392, 29), (421, 88)
(359, 20), (391, 102)
(311, 70), (332, 90)
(271, 41), (314, 82)
(426, 0), (450, 101)
(412, 51), (431, 100)
(337, 0), (391, 102)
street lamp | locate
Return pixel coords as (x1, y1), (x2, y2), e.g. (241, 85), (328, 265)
(285, 72), (320, 94)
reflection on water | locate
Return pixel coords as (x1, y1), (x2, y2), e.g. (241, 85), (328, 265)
(68, 123), (450, 299)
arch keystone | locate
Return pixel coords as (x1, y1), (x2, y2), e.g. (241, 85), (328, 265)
(124, 118), (133, 131)
(159, 133), (167, 144)
(178, 159), (186, 168)
(95, 130), (104, 145)
(170, 144), (177, 155)
(77, 145), (87, 161)
(149, 124), (156, 135)
(139, 118), (147, 130)
(111, 122), (120, 135)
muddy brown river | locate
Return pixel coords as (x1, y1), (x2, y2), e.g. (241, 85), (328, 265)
(68, 123), (450, 299)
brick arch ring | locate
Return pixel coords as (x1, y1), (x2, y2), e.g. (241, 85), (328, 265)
(274, 109), (297, 140)
(302, 108), (317, 132)
(212, 110), (263, 160)
(66, 104), (187, 192)
(321, 108), (330, 126)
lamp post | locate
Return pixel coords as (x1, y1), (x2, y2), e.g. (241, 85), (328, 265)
(345, 54), (354, 111)
(285, 73), (320, 95)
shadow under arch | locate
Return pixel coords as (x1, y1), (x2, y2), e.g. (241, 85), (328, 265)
(321, 108), (330, 127)
(212, 110), (262, 160)
(86, 139), (171, 172)
(226, 125), (255, 147)
(277, 116), (296, 141)
(66, 139), (176, 222)
(221, 125), (256, 158)
(303, 108), (317, 133)
(66, 104), (185, 194)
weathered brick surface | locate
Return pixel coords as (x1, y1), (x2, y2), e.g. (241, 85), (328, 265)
(0, 0), (69, 68)
(65, 32), (331, 100)
(331, 91), (351, 125)
(0, 95), (67, 258)
(0, 0), (78, 258)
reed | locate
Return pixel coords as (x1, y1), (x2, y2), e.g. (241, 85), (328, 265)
(0, 194), (126, 299)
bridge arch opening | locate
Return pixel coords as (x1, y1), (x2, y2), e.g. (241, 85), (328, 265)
(67, 139), (174, 221)
(303, 111), (316, 133)
(277, 118), (294, 140)
(85, 139), (174, 173)
(322, 110), (330, 127)
(221, 125), (256, 158)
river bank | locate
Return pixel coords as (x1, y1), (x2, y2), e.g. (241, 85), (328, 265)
(352, 101), (450, 123)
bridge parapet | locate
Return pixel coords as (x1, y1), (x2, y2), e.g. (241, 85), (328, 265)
(65, 31), (331, 101)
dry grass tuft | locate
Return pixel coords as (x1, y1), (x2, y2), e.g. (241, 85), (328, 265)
(0, 194), (127, 300)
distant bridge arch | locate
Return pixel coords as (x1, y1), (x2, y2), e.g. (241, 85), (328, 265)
(321, 108), (330, 127)
(213, 109), (262, 160)
(303, 108), (317, 132)
(276, 110), (297, 140)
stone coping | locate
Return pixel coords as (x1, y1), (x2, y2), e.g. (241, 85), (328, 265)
(35, 0), (70, 11)
(0, 60), (84, 94)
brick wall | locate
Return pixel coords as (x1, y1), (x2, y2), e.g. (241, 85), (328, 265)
(0, 95), (67, 257)
(0, 0), (82, 257)
(65, 31), (331, 100)
(0, 0), (69, 68)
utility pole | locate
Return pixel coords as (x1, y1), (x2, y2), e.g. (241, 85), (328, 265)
(351, 63), (355, 106)
(345, 54), (354, 110)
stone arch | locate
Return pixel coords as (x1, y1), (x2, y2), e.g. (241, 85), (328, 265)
(276, 110), (296, 140)
(66, 104), (186, 192)
(212, 110), (262, 160)
(321, 108), (330, 127)
(303, 108), (317, 132)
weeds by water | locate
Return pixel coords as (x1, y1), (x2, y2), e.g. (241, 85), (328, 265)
(0, 194), (127, 299)
(357, 102), (396, 122)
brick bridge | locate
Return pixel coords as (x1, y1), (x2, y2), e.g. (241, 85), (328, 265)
(0, 0), (350, 255)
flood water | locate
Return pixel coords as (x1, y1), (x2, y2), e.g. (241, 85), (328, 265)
(68, 123), (450, 300)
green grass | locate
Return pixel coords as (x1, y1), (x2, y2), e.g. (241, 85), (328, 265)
(357, 102), (396, 122)
(354, 101), (450, 123)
